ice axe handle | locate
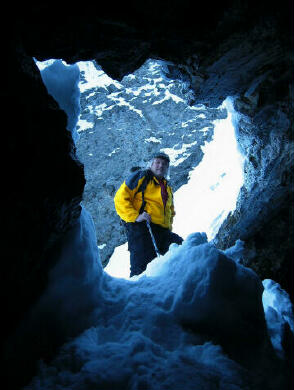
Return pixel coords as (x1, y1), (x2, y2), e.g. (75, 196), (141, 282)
(146, 221), (161, 257)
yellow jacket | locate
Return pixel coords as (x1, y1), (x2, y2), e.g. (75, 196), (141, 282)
(114, 170), (175, 230)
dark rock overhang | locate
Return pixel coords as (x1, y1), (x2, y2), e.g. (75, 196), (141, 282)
(10, 1), (293, 79)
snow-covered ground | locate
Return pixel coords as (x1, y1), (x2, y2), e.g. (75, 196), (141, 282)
(25, 207), (293, 390)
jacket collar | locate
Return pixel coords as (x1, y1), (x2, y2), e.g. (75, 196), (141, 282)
(146, 169), (168, 185)
(153, 175), (166, 185)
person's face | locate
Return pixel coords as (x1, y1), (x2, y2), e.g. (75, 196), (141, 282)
(150, 158), (169, 178)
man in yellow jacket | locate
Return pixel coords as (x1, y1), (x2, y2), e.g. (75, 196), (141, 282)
(114, 152), (183, 276)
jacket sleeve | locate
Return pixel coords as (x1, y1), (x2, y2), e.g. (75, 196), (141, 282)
(114, 172), (145, 222)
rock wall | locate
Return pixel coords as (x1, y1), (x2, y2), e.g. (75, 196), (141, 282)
(208, 25), (293, 299)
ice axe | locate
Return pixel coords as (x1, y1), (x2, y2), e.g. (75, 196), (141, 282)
(146, 220), (161, 258)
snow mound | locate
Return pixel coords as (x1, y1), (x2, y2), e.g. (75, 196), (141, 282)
(25, 210), (275, 390)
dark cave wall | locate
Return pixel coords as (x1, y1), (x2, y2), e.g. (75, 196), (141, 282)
(1, 1), (292, 388)
(2, 45), (85, 327)
(1, 43), (85, 387)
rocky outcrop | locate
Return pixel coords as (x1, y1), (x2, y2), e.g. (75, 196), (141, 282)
(76, 59), (226, 265)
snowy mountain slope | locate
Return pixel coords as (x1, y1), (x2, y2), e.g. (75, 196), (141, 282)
(75, 59), (227, 265)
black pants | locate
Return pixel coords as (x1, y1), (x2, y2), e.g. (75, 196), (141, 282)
(125, 222), (183, 277)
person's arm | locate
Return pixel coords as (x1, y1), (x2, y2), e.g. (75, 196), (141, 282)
(114, 181), (140, 223)
(114, 171), (152, 223)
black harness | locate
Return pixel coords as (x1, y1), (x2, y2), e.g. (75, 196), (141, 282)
(134, 169), (154, 214)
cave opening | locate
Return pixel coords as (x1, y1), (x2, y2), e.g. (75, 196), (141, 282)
(36, 57), (245, 280)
